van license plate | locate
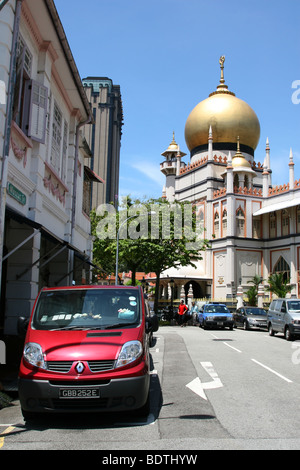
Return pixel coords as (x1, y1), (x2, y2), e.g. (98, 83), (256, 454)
(59, 388), (100, 399)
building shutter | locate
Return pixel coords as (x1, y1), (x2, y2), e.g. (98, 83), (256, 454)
(23, 79), (48, 143)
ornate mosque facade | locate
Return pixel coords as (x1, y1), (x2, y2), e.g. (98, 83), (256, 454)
(159, 57), (300, 303)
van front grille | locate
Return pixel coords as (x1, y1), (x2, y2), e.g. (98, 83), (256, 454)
(88, 360), (115, 372)
(46, 360), (115, 373)
(47, 361), (73, 373)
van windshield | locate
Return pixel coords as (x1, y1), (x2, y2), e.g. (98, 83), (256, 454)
(287, 300), (300, 312)
(32, 288), (141, 331)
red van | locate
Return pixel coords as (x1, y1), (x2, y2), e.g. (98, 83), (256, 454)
(18, 285), (158, 421)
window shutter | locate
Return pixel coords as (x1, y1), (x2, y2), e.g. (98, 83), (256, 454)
(12, 47), (25, 124)
(24, 79), (48, 143)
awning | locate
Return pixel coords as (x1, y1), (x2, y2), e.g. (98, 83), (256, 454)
(253, 197), (300, 216)
(5, 206), (92, 267)
(84, 166), (105, 184)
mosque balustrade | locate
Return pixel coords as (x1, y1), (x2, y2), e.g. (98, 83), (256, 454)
(179, 155), (208, 175)
(268, 184), (289, 195)
(267, 178), (300, 196)
(234, 186), (263, 197)
(251, 161), (264, 170)
(179, 155), (265, 177)
(213, 186), (264, 199)
(268, 182), (292, 195)
(213, 188), (227, 199)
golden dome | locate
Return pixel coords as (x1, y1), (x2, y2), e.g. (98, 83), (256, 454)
(230, 137), (256, 178)
(232, 155), (251, 168)
(184, 57), (260, 153)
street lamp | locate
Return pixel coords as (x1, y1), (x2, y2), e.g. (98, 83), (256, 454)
(115, 211), (156, 285)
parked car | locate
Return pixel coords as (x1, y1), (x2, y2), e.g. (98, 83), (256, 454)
(233, 307), (267, 330)
(267, 298), (300, 341)
(198, 304), (233, 330)
(18, 285), (158, 421)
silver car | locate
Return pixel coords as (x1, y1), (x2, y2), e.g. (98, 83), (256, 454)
(267, 298), (300, 341)
(234, 307), (267, 330)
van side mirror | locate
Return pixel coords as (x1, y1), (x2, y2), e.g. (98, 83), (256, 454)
(17, 316), (29, 338)
(147, 314), (159, 333)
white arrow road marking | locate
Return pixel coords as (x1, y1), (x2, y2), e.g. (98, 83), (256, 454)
(186, 362), (223, 400)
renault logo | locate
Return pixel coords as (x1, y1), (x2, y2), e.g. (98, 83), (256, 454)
(75, 362), (85, 374)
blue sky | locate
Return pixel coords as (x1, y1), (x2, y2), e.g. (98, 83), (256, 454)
(55, 0), (300, 201)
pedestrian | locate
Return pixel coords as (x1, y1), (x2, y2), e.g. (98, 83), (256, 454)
(177, 299), (188, 327)
(190, 301), (199, 326)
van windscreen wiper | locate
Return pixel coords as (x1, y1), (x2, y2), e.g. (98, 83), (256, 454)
(104, 322), (136, 330)
(49, 325), (90, 331)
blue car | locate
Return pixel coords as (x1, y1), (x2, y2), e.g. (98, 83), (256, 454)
(198, 304), (234, 330)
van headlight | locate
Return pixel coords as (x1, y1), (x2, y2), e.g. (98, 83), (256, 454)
(115, 341), (143, 368)
(23, 342), (47, 370)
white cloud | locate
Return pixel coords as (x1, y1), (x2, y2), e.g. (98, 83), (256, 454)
(131, 161), (165, 187)
(119, 159), (165, 200)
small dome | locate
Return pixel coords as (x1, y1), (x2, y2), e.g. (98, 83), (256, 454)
(161, 132), (186, 158)
(231, 137), (257, 176)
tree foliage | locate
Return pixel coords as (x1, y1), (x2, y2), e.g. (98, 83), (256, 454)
(245, 274), (262, 306)
(266, 273), (294, 298)
(91, 196), (209, 312)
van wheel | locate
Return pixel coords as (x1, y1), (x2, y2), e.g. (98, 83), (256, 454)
(268, 324), (275, 336)
(285, 327), (293, 341)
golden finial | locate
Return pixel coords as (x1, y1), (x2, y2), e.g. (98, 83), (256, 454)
(210, 55), (235, 97)
(219, 56), (225, 85)
(237, 136), (240, 153)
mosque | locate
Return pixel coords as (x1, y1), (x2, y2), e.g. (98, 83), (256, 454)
(158, 57), (300, 303)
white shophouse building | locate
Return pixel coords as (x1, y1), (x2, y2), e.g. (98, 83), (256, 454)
(0, 0), (100, 334)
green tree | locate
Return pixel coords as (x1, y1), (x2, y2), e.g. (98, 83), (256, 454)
(245, 285), (258, 306)
(90, 198), (148, 284)
(266, 273), (294, 298)
(245, 274), (262, 306)
(91, 197), (209, 312)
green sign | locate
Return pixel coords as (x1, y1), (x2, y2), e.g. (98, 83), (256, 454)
(0, 0), (9, 11)
(7, 182), (26, 205)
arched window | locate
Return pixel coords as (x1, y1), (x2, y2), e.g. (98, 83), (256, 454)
(273, 256), (290, 282)
(222, 209), (227, 237)
(214, 212), (220, 238)
(198, 209), (204, 231)
(236, 207), (245, 237)
(282, 209), (289, 236)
